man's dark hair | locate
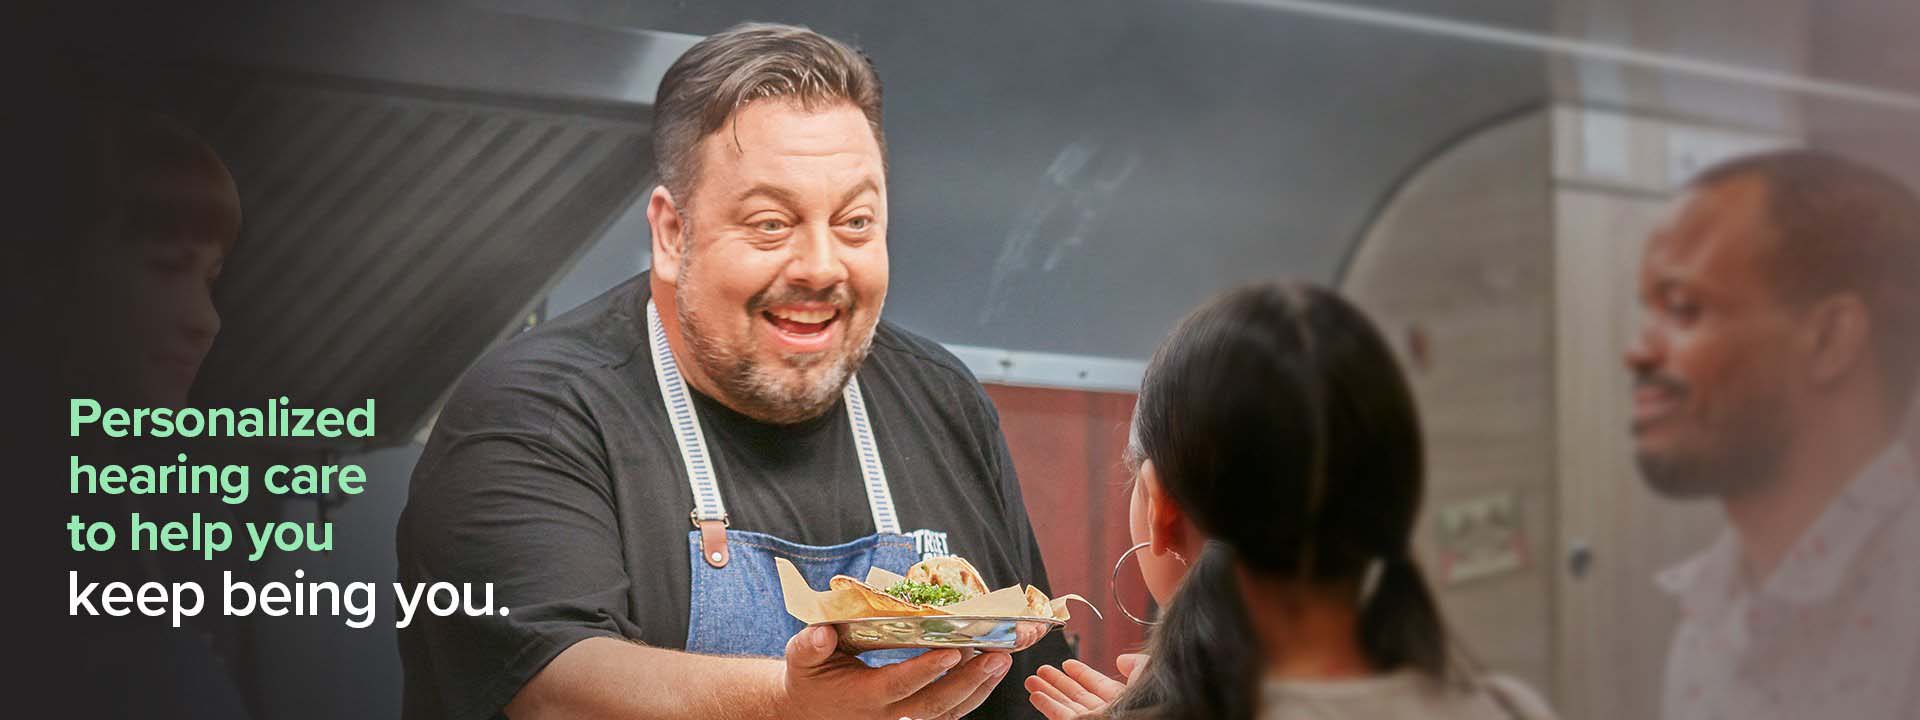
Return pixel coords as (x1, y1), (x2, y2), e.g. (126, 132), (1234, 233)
(1693, 149), (1920, 407)
(651, 22), (884, 204)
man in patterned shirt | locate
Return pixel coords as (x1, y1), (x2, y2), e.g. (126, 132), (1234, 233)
(1625, 150), (1920, 720)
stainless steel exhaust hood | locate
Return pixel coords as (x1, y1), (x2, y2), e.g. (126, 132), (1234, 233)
(186, 3), (696, 448)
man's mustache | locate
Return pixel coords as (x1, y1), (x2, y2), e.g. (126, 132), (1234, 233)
(1632, 367), (1688, 398)
(749, 284), (853, 312)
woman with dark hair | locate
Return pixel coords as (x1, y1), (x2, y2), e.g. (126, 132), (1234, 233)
(1026, 282), (1555, 720)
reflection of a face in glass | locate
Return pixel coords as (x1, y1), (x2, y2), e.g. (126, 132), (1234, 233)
(1626, 178), (1802, 500)
(667, 99), (889, 425)
(76, 116), (239, 408)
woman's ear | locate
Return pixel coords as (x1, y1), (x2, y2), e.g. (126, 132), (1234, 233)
(1140, 460), (1191, 560)
(647, 186), (687, 285)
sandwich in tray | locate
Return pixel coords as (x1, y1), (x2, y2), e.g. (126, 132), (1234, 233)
(775, 555), (1094, 653)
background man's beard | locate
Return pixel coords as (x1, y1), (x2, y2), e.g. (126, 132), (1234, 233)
(1634, 394), (1791, 501)
(1637, 448), (1777, 500)
(674, 261), (877, 425)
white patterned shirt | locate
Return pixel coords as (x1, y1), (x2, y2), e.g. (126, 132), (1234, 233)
(1657, 444), (1920, 720)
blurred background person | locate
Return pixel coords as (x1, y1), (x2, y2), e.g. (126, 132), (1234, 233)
(1028, 282), (1556, 720)
(51, 101), (250, 720)
(1627, 150), (1920, 719)
(59, 108), (236, 409)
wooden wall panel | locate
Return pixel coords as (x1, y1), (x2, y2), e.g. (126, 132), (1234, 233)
(1552, 188), (1725, 720)
(1341, 111), (1559, 698)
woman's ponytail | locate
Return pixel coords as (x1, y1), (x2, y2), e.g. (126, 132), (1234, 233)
(1100, 542), (1263, 720)
(1357, 554), (1452, 681)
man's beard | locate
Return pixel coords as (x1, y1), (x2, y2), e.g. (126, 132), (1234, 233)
(675, 254), (878, 425)
(1632, 369), (1790, 500)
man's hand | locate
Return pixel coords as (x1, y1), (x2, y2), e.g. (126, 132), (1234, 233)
(783, 626), (1013, 720)
(1023, 654), (1148, 720)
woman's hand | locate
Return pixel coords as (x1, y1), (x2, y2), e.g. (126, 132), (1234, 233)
(1023, 654), (1148, 719)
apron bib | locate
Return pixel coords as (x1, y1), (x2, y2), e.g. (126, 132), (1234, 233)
(646, 300), (922, 665)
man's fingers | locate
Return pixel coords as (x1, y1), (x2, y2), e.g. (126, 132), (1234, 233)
(870, 649), (965, 702)
(1062, 659), (1128, 702)
(783, 626), (839, 670)
(942, 655), (1010, 719)
(1029, 690), (1084, 720)
(1116, 653), (1149, 681)
(1023, 672), (1084, 712)
(890, 651), (1011, 718)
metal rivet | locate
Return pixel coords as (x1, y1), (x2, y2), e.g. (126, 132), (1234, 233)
(711, 552), (724, 564)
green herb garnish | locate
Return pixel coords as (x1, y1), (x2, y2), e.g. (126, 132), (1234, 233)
(883, 580), (971, 606)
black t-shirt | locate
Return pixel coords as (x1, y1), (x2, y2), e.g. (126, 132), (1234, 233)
(396, 273), (1072, 720)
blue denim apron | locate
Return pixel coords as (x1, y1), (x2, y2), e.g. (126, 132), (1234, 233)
(647, 301), (923, 665)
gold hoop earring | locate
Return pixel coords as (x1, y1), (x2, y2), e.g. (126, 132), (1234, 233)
(1111, 542), (1158, 627)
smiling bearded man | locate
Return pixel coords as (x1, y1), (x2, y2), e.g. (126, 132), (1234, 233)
(1626, 150), (1920, 720)
(396, 22), (1071, 720)
(671, 195), (882, 424)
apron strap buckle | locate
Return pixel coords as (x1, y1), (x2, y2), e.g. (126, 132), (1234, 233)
(692, 511), (731, 569)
